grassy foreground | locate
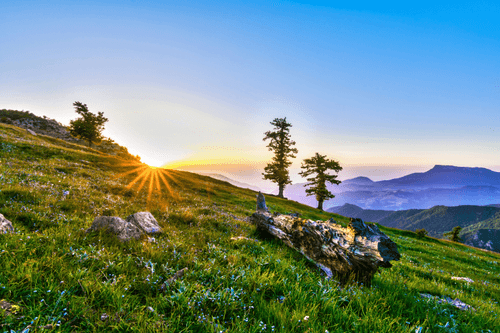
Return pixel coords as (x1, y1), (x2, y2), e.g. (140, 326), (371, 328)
(0, 122), (499, 333)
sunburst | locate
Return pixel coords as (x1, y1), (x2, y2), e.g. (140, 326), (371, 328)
(110, 158), (179, 206)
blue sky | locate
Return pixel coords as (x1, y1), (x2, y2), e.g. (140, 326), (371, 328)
(1, 1), (499, 189)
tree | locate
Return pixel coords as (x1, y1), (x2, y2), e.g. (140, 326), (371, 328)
(299, 153), (342, 211)
(69, 101), (108, 147)
(415, 228), (428, 238)
(262, 118), (298, 198)
(444, 226), (462, 242)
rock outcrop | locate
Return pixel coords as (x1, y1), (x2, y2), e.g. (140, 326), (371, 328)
(464, 229), (500, 253)
(0, 109), (138, 160)
(86, 212), (162, 241)
(250, 196), (400, 285)
(0, 214), (14, 234)
(256, 191), (269, 212)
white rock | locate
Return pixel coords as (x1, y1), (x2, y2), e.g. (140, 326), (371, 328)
(451, 276), (474, 283)
(86, 212), (162, 241)
(0, 214), (14, 234)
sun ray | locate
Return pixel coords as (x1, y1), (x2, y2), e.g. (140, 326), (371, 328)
(113, 165), (149, 180)
(135, 169), (152, 193)
(147, 169), (157, 203)
(157, 169), (178, 200)
(125, 167), (152, 190)
(106, 155), (181, 205)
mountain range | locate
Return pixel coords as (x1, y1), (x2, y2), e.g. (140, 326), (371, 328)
(328, 203), (500, 252)
(194, 173), (261, 192)
(283, 165), (500, 211)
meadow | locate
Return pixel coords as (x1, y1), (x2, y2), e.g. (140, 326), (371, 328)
(0, 122), (499, 332)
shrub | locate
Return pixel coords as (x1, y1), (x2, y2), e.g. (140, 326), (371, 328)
(444, 226), (462, 242)
(415, 228), (428, 238)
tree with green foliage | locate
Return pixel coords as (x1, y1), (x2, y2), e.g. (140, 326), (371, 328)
(444, 226), (462, 242)
(262, 117), (298, 198)
(299, 152), (342, 211)
(69, 101), (108, 147)
(415, 228), (428, 238)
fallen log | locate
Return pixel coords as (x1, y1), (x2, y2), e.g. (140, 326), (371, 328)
(250, 195), (400, 285)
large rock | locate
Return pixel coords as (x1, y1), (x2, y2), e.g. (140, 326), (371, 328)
(0, 214), (14, 234)
(86, 212), (162, 241)
(250, 204), (400, 285)
(256, 191), (269, 212)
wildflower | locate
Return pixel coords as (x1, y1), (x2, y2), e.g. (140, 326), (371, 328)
(304, 316), (309, 321)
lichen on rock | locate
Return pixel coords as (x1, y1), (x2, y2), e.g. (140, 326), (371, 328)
(249, 197), (400, 285)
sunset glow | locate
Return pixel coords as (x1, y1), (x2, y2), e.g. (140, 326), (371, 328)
(3, 1), (500, 186)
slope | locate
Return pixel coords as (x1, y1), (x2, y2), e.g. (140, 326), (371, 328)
(0, 121), (499, 332)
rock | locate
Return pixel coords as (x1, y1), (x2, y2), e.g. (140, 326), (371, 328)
(126, 212), (162, 233)
(26, 128), (37, 136)
(256, 191), (269, 212)
(0, 214), (14, 234)
(86, 212), (162, 241)
(451, 276), (474, 283)
(0, 299), (21, 316)
(249, 195), (400, 285)
(160, 268), (188, 289)
(420, 293), (474, 311)
(464, 229), (500, 253)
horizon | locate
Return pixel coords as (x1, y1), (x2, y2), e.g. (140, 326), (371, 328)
(2, 1), (500, 181)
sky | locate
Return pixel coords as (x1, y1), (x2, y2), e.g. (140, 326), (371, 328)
(1, 1), (500, 191)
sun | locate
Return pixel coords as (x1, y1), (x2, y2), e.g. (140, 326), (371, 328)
(110, 158), (179, 205)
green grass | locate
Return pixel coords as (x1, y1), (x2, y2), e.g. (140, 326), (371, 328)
(0, 122), (499, 332)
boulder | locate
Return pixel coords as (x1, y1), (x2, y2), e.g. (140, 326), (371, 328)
(86, 212), (162, 241)
(249, 198), (400, 285)
(26, 128), (37, 136)
(0, 214), (14, 234)
(256, 191), (269, 212)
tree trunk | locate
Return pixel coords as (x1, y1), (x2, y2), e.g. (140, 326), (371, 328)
(278, 185), (284, 198)
(250, 210), (400, 286)
(317, 200), (323, 211)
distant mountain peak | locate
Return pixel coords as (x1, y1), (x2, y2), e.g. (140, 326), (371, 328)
(430, 165), (491, 172)
(430, 165), (459, 170)
(343, 176), (374, 184)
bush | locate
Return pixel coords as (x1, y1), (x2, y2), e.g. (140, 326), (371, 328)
(415, 228), (428, 238)
(0, 117), (13, 124)
(444, 226), (462, 242)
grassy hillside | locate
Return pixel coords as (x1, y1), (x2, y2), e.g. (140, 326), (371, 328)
(378, 205), (500, 237)
(1, 122), (499, 332)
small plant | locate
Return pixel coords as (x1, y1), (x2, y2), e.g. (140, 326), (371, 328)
(415, 228), (428, 238)
(444, 226), (462, 242)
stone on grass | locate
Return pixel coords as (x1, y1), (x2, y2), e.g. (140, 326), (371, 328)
(420, 293), (474, 311)
(86, 212), (162, 241)
(0, 214), (14, 234)
(250, 194), (400, 285)
(256, 191), (269, 212)
(451, 276), (474, 283)
(160, 268), (188, 290)
(0, 299), (21, 316)
(26, 128), (37, 136)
